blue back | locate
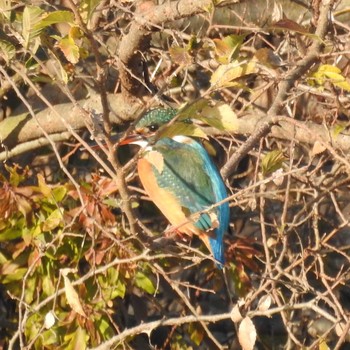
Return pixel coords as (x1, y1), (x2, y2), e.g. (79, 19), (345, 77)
(153, 137), (229, 267)
(188, 140), (229, 266)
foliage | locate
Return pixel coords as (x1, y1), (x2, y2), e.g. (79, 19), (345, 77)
(1, 0), (350, 349)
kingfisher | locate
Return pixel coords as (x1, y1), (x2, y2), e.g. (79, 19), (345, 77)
(121, 108), (230, 267)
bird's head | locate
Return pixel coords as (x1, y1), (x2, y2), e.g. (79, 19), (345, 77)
(120, 108), (178, 146)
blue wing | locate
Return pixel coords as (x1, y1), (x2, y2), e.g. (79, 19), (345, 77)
(153, 138), (229, 266)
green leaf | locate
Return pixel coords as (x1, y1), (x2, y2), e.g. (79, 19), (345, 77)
(0, 226), (22, 242)
(1, 267), (27, 283)
(0, 39), (15, 64)
(22, 6), (45, 49)
(189, 323), (204, 346)
(35, 10), (74, 30)
(96, 315), (114, 338)
(79, 0), (100, 23)
(135, 271), (156, 295)
(51, 186), (67, 202)
(7, 164), (26, 186)
(0, 113), (29, 142)
(211, 60), (257, 89)
(177, 99), (210, 120)
(111, 279), (126, 299)
(37, 173), (52, 197)
(261, 150), (286, 176)
(65, 327), (87, 350)
(42, 208), (63, 232)
(332, 123), (347, 138)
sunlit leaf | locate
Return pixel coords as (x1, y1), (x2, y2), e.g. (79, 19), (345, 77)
(51, 186), (67, 202)
(0, 39), (15, 64)
(66, 326), (87, 350)
(261, 150), (286, 176)
(35, 10), (74, 30)
(0, 227), (22, 242)
(332, 123), (346, 138)
(231, 304), (243, 323)
(42, 208), (63, 232)
(211, 60), (256, 89)
(309, 64), (350, 91)
(0, 0), (12, 19)
(238, 317), (257, 350)
(135, 271), (156, 295)
(319, 339), (330, 350)
(37, 173), (52, 197)
(158, 122), (208, 140)
(80, 0), (100, 24)
(189, 323), (204, 346)
(57, 36), (80, 64)
(200, 102), (238, 132)
(257, 294), (272, 312)
(22, 6), (44, 49)
(311, 141), (326, 156)
(177, 99), (210, 120)
(213, 34), (245, 64)
(63, 274), (87, 317)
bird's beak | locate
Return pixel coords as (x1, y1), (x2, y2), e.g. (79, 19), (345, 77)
(85, 130), (147, 150)
(119, 133), (144, 146)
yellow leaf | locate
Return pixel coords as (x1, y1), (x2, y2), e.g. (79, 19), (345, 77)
(211, 60), (256, 88)
(319, 339), (330, 350)
(201, 102), (238, 132)
(309, 65), (350, 91)
(63, 274), (86, 317)
(158, 121), (208, 140)
(57, 36), (80, 64)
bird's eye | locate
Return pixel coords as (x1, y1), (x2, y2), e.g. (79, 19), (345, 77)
(148, 124), (159, 132)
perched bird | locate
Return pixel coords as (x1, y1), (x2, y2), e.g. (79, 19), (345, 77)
(121, 108), (230, 267)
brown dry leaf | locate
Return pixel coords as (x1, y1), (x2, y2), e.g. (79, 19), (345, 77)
(311, 141), (326, 156)
(63, 275), (87, 317)
(238, 317), (257, 350)
(145, 151), (164, 174)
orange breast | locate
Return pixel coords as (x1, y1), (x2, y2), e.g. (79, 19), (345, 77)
(137, 157), (212, 253)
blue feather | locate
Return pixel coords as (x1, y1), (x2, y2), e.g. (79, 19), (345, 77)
(152, 137), (229, 267)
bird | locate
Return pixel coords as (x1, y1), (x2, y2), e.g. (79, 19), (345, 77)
(121, 108), (230, 268)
